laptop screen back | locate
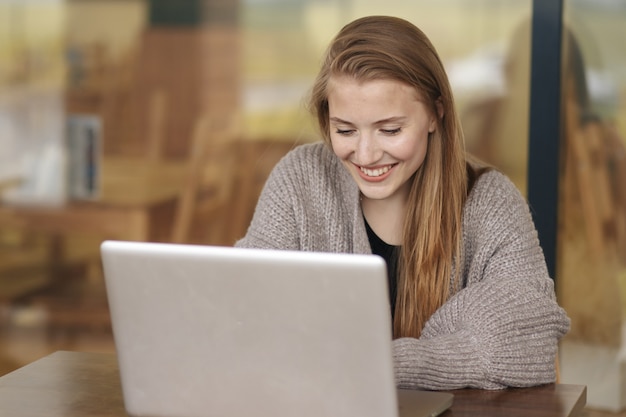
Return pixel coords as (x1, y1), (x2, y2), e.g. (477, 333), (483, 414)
(101, 240), (399, 417)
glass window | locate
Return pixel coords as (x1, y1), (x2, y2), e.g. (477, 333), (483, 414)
(0, 0), (66, 205)
(0, 0), (541, 375)
(242, 0), (534, 192)
(558, 0), (626, 410)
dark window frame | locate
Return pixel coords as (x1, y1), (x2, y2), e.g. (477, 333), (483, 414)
(527, 0), (564, 281)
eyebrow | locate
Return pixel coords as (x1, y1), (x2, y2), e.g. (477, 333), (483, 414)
(329, 116), (407, 125)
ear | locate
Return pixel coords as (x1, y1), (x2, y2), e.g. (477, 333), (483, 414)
(428, 97), (444, 133)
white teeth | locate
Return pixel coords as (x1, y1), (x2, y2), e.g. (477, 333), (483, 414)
(360, 165), (391, 177)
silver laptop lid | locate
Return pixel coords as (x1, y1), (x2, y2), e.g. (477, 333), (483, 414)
(101, 240), (398, 417)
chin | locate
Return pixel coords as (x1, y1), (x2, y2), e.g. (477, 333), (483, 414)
(358, 189), (394, 201)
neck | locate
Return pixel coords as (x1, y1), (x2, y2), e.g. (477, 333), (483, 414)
(361, 193), (407, 246)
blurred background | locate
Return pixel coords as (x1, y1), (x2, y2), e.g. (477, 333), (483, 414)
(0, 0), (625, 414)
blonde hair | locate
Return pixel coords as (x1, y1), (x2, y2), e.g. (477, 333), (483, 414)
(309, 16), (468, 338)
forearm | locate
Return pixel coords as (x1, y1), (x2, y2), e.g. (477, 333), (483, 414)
(393, 276), (569, 390)
(393, 331), (505, 390)
(393, 332), (559, 390)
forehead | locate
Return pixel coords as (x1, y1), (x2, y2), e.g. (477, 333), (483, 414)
(326, 76), (434, 126)
(327, 76), (429, 116)
(327, 75), (425, 102)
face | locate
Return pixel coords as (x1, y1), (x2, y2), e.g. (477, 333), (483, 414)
(327, 76), (437, 206)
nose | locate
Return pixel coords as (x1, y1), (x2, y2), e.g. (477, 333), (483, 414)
(354, 131), (382, 165)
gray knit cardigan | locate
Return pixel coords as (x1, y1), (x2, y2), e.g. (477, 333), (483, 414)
(236, 141), (570, 390)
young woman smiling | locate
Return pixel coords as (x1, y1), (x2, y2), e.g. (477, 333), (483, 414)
(236, 15), (570, 391)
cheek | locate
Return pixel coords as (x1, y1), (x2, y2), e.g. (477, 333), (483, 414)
(392, 134), (428, 162)
(410, 139), (429, 170)
(330, 136), (352, 160)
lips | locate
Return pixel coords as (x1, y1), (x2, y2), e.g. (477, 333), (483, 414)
(355, 163), (396, 182)
(360, 165), (391, 177)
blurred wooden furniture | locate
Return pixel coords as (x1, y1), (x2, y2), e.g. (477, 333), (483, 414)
(228, 139), (295, 242)
(0, 100), (235, 245)
(0, 351), (587, 417)
(1, 20), (241, 341)
(0, 112), (240, 261)
(2, 87), (184, 244)
(0, 234), (54, 301)
(59, 25), (242, 242)
(0, 153), (187, 340)
(562, 90), (626, 263)
(170, 114), (239, 244)
(0, 156), (186, 243)
(0, 107), (237, 344)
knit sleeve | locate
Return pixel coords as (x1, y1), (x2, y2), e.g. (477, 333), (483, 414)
(392, 171), (570, 390)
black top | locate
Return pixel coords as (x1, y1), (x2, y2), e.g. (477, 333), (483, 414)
(364, 218), (400, 321)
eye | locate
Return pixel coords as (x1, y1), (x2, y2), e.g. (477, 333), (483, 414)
(335, 128), (356, 136)
(381, 128), (401, 135)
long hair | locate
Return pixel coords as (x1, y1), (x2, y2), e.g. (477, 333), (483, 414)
(309, 16), (468, 338)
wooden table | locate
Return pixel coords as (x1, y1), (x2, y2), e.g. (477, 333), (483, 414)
(0, 156), (188, 242)
(0, 156), (189, 301)
(0, 351), (586, 417)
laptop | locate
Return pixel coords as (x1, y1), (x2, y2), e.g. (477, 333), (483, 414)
(101, 240), (453, 417)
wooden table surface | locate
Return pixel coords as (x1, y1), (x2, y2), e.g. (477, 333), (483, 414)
(0, 351), (586, 417)
(0, 156), (189, 241)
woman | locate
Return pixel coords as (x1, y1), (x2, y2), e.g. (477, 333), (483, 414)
(236, 15), (570, 390)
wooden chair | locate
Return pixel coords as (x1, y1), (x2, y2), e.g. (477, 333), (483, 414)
(170, 114), (240, 245)
(146, 89), (168, 162)
(1, 89), (186, 347)
(227, 139), (296, 243)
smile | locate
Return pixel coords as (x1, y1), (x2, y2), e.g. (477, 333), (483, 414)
(351, 160), (398, 183)
(358, 164), (396, 179)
